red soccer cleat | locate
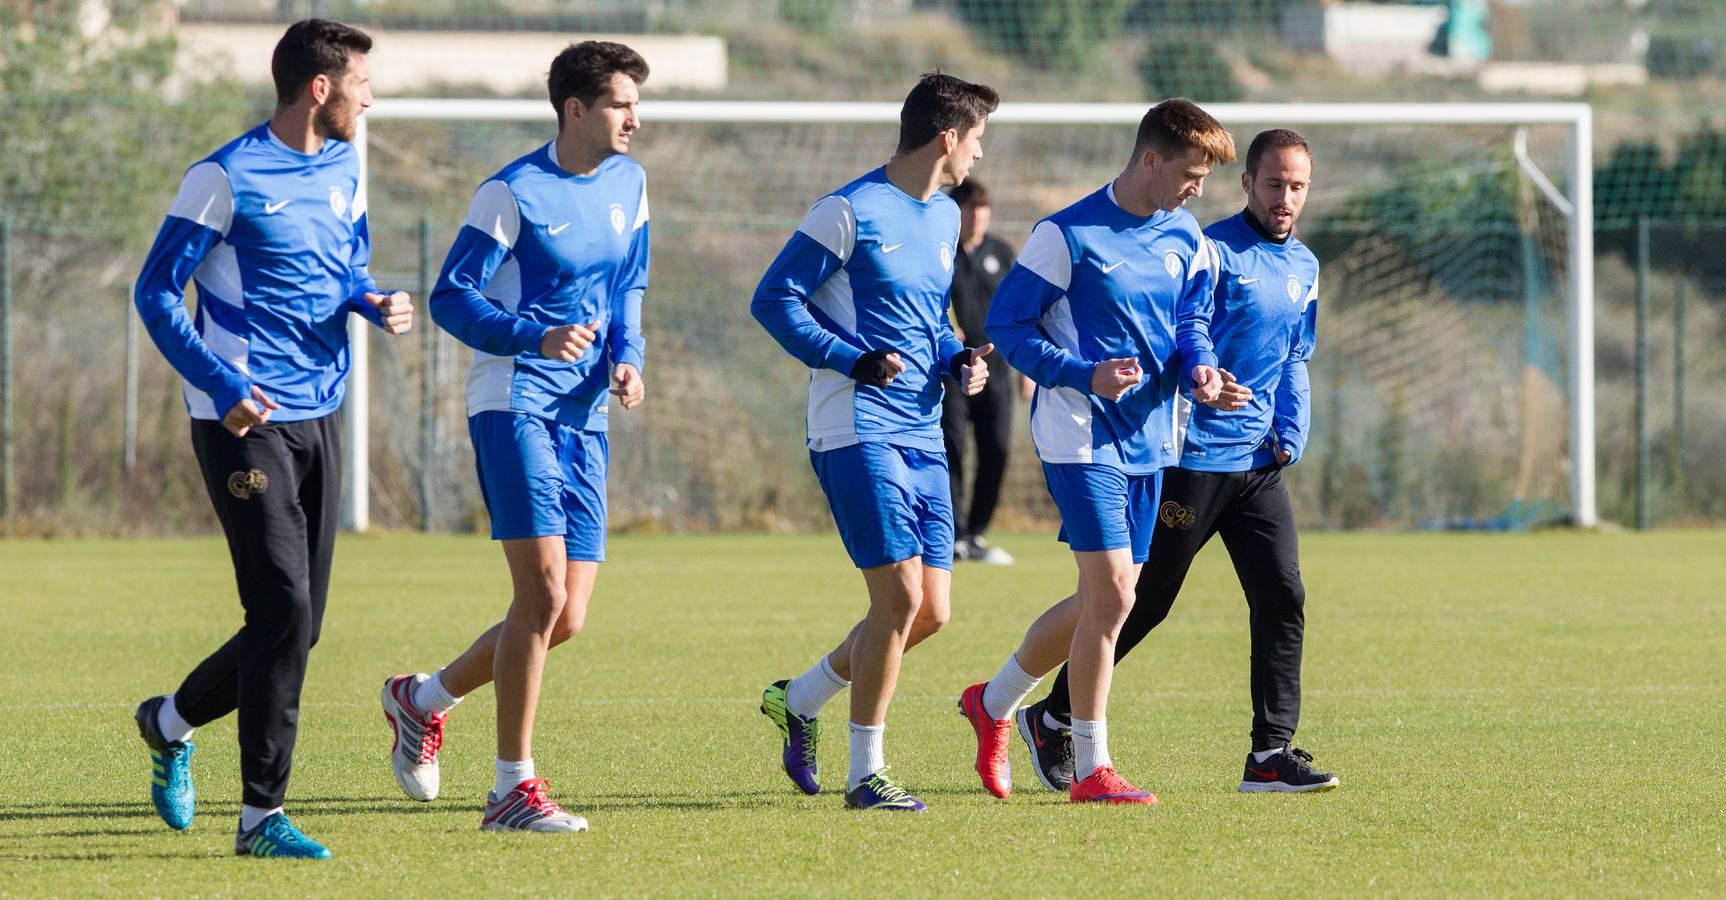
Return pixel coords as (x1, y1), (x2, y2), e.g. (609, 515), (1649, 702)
(1069, 765), (1158, 805)
(957, 682), (1014, 798)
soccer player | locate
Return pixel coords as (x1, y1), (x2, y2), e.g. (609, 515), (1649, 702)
(379, 41), (650, 833)
(942, 179), (1022, 566)
(752, 73), (998, 811)
(131, 19), (409, 859)
(957, 99), (1241, 804)
(1020, 129), (1337, 794)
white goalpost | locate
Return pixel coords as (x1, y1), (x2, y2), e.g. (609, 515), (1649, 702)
(346, 100), (1595, 531)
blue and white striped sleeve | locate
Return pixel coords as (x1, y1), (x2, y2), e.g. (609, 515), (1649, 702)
(428, 181), (543, 357)
(984, 221), (1092, 393)
(750, 195), (863, 374)
(133, 161), (251, 418)
(607, 177), (649, 373)
(1176, 236), (1223, 388)
(1275, 277), (1318, 464)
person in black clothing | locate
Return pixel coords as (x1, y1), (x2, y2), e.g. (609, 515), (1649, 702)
(943, 179), (1028, 564)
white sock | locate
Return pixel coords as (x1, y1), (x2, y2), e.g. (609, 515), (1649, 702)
(239, 804), (282, 832)
(412, 669), (462, 715)
(785, 656), (849, 720)
(494, 758), (535, 798)
(1043, 710), (1070, 732)
(156, 695), (195, 743)
(1072, 718), (1111, 782)
(1251, 747), (1285, 764)
(981, 653), (1042, 721)
(847, 722), (885, 790)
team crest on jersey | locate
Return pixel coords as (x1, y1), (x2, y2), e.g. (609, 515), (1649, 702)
(1163, 251), (1181, 279)
(609, 203), (626, 235)
(1287, 275), (1302, 302)
(940, 243), (953, 272)
(328, 187), (348, 218)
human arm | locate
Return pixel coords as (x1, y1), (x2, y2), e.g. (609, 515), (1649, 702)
(1274, 285), (1318, 465)
(749, 195), (867, 377)
(426, 181), (549, 357)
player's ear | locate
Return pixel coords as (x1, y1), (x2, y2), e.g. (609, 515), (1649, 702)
(308, 72), (332, 106)
(1241, 169), (1252, 194)
(1140, 147), (1158, 172)
(563, 96), (585, 128)
(941, 128), (959, 156)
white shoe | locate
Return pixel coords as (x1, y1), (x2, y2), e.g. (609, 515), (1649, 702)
(481, 779), (589, 832)
(381, 673), (445, 802)
(971, 536), (1015, 566)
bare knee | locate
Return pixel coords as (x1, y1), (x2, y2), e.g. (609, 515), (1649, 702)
(510, 579), (568, 636)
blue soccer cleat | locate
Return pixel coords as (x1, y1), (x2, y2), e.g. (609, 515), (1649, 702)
(760, 679), (821, 794)
(235, 812), (332, 859)
(134, 695), (196, 831)
(843, 770), (927, 811)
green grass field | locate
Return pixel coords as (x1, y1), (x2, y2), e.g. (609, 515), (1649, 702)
(3, 531), (1724, 896)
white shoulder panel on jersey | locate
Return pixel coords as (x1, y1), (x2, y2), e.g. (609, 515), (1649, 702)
(167, 162), (235, 236)
(350, 175), (368, 224)
(464, 180), (521, 249)
(1195, 236), (1220, 281)
(1016, 220), (1072, 290)
(796, 195), (857, 264)
(1304, 274), (1319, 309)
(634, 178), (650, 231)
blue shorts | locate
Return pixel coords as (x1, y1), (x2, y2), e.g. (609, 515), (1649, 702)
(811, 442), (954, 571)
(469, 411), (608, 561)
(1043, 463), (1163, 563)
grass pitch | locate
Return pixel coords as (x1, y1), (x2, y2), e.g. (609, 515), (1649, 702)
(2, 530), (1723, 896)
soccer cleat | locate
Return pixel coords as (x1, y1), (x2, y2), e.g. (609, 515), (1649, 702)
(843, 770), (927, 811)
(957, 682), (1013, 798)
(1238, 746), (1339, 793)
(381, 673), (446, 802)
(759, 679), (821, 794)
(1070, 765), (1158, 805)
(1015, 700), (1075, 792)
(481, 778), (589, 832)
(134, 696), (196, 830)
(234, 812), (332, 859)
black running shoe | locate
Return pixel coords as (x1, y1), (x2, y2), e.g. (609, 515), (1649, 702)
(1014, 699), (1074, 792)
(1238, 746), (1339, 793)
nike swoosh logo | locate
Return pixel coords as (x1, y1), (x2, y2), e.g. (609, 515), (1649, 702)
(548, 222), (571, 235)
(263, 200), (289, 214)
(1246, 766), (1279, 779)
(881, 243), (904, 253)
(1237, 277), (1259, 284)
(1101, 260), (1126, 273)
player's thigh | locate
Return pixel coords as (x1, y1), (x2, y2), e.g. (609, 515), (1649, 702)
(558, 559), (600, 636)
(1071, 547), (1139, 619)
(470, 411), (567, 544)
(190, 419), (313, 600)
(555, 427), (608, 563)
(916, 560), (952, 628)
(811, 442), (926, 570)
(499, 535), (571, 614)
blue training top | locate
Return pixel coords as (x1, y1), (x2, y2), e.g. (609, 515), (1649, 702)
(1177, 210), (1319, 470)
(134, 123), (383, 422)
(429, 144), (649, 431)
(751, 167), (966, 453)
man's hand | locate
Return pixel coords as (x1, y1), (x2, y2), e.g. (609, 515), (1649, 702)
(1091, 356), (1142, 401)
(850, 348), (907, 387)
(1277, 447), (1293, 465)
(1019, 373), (1035, 402)
(364, 291), (413, 335)
(223, 386), (280, 438)
(541, 320), (601, 362)
(610, 363), (645, 410)
(955, 342), (993, 396)
(1191, 364), (1252, 411)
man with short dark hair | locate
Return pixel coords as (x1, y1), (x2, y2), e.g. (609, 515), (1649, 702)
(132, 18), (410, 859)
(380, 40), (651, 834)
(1024, 128), (1337, 795)
(753, 72), (998, 811)
(942, 179), (1021, 565)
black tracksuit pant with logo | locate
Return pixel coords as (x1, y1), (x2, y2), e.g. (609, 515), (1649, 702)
(1043, 464), (1307, 751)
(173, 414), (341, 809)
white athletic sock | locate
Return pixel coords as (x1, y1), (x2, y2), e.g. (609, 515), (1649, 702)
(494, 758), (535, 798)
(156, 695), (195, 743)
(785, 656), (849, 720)
(981, 653), (1042, 721)
(1251, 747), (1285, 764)
(239, 804), (282, 832)
(847, 722), (885, 790)
(412, 669), (462, 715)
(1043, 710), (1070, 732)
(1072, 718), (1111, 782)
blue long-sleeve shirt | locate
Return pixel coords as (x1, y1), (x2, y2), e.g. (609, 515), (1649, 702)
(1177, 211), (1320, 470)
(133, 123), (381, 421)
(751, 167), (965, 453)
(429, 144), (648, 430)
(985, 184), (1217, 474)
